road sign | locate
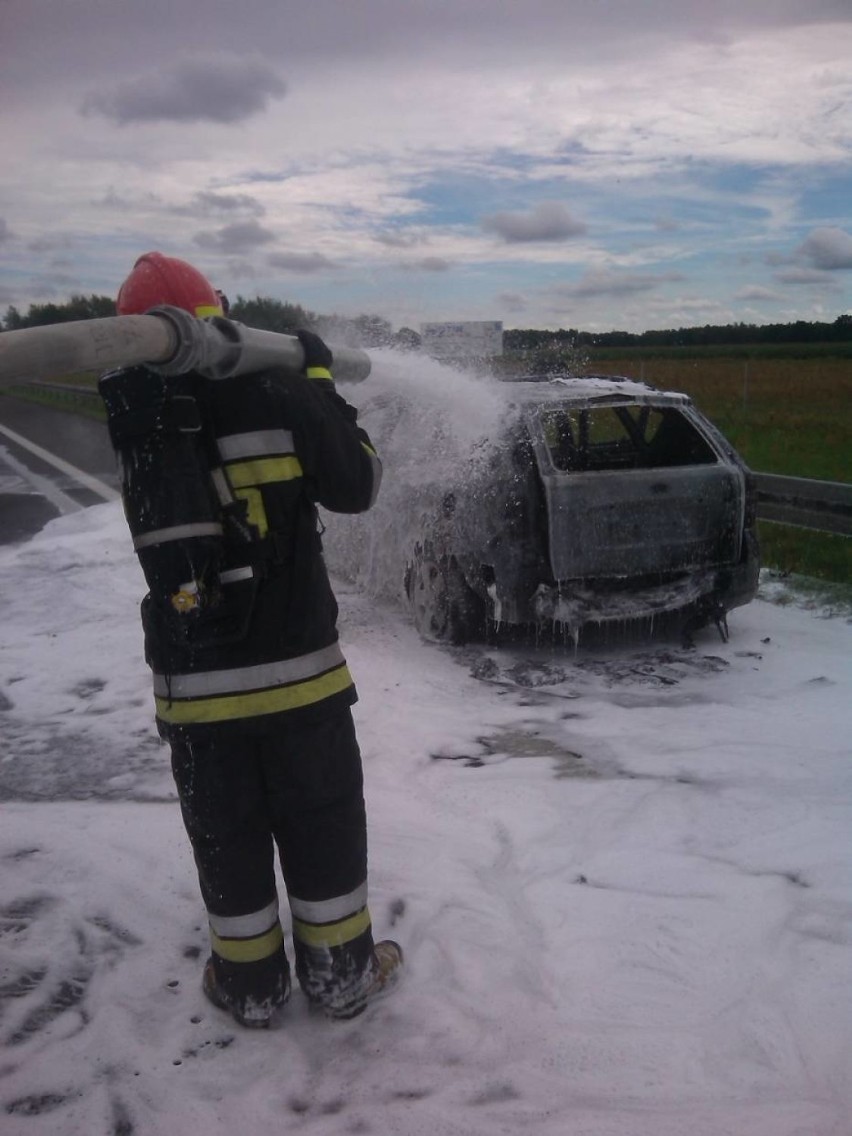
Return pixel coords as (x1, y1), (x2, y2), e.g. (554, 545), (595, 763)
(420, 321), (503, 359)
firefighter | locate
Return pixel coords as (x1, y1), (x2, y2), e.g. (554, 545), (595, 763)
(102, 251), (402, 1027)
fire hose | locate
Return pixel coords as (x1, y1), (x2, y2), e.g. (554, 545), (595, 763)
(0, 306), (372, 388)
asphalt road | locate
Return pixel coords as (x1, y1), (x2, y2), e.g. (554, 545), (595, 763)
(0, 392), (120, 546)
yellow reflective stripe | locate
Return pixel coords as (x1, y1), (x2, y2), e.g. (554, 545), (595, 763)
(292, 906), (371, 950)
(211, 922), (284, 963)
(196, 304), (224, 318)
(155, 663), (354, 724)
(226, 456), (303, 488)
(306, 367), (333, 381)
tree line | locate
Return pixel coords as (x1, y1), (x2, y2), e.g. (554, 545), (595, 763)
(2, 293), (850, 350)
(0, 294), (421, 350)
(505, 314), (852, 351)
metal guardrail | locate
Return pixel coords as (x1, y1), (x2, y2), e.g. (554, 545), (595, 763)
(22, 380), (100, 398)
(752, 473), (852, 537)
(11, 382), (852, 537)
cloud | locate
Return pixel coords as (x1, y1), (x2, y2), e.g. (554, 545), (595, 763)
(93, 189), (163, 212)
(194, 220), (277, 254)
(375, 232), (421, 249)
(481, 201), (588, 243)
(796, 227), (852, 270)
(21, 272), (80, 301)
(774, 266), (838, 285)
(91, 188), (263, 220)
(26, 235), (75, 253)
(219, 259), (259, 281)
(496, 292), (528, 313)
(240, 170), (292, 186)
(555, 269), (684, 299)
(82, 53), (287, 126)
(734, 285), (784, 301)
(401, 257), (452, 272)
(267, 252), (337, 273)
(184, 192), (267, 217)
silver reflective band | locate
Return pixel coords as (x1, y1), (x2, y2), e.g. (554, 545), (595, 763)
(219, 565), (254, 584)
(217, 429), (295, 461)
(288, 881), (368, 924)
(132, 521), (223, 550)
(210, 466), (235, 506)
(152, 641), (346, 699)
(208, 898), (280, 938)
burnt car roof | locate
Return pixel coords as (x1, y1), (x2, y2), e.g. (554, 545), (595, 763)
(498, 374), (691, 408)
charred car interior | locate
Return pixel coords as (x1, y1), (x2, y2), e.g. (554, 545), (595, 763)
(405, 376), (760, 645)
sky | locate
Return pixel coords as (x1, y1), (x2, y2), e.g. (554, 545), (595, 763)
(1, 348), (851, 1132)
(1, 0), (852, 335)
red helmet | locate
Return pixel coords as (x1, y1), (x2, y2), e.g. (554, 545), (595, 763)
(116, 251), (223, 318)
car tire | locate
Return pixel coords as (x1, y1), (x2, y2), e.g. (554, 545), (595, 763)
(406, 544), (484, 645)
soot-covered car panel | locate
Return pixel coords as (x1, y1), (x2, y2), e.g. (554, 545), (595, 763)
(405, 376), (759, 644)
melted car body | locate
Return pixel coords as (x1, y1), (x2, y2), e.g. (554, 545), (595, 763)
(404, 376), (759, 644)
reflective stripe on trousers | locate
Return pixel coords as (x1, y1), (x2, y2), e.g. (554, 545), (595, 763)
(206, 885), (372, 961)
(208, 898), (284, 964)
(290, 880), (371, 951)
(153, 643), (353, 725)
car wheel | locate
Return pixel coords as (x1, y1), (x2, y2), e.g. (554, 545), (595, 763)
(406, 544), (484, 645)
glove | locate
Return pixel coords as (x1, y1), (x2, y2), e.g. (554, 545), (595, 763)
(296, 329), (334, 375)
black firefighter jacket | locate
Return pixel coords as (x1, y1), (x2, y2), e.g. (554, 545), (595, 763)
(106, 363), (381, 739)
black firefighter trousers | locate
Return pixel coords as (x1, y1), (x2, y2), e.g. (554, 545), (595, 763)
(169, 707), (375, 1017)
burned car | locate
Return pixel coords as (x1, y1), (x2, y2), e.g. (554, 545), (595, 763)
(403, 375), (759, 645)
